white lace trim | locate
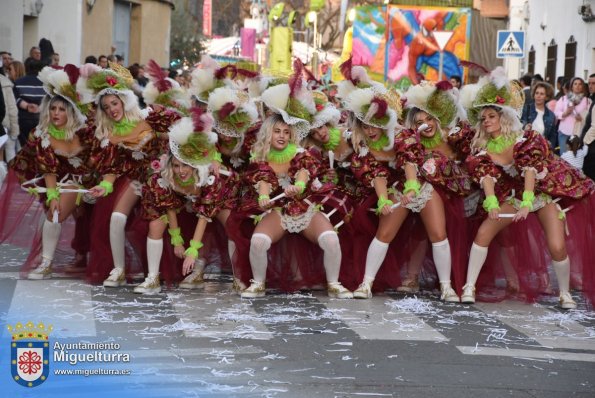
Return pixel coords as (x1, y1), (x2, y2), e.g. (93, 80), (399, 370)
(521, 166), (547, 180)
(510, 193), (552, 212)
(279, 205), (317, 233)
(479, 175), (497, 188)
(393, 182), (434, 213)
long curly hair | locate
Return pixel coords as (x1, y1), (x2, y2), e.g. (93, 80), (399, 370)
(38, 96), (83, 140)
(95, 93), (142, 140)
(471, 106), (519, 151)
(250, 113), (298, 162)
(160, 153), (201, 189)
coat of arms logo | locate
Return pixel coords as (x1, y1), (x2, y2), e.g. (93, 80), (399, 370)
(7, 321), (52, 387)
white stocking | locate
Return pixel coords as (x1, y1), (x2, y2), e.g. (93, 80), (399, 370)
(109, 212), (127, 270)
(364, 238), (389, 283)
(432, 239), (452, 283)
(249, 233), (271, 282)
(42, 219), (62, 261)
(318, 231), (341, 283)
(146, 238), (163, 277)
(465, 243), (488, 286)
(552, 257), (571, 294)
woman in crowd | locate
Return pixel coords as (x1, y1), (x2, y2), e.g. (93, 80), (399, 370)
(554, 77), (590, 154)
(521, 81), (558, 150)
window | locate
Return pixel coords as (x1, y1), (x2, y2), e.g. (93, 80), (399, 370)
(564, 36), (577, 79)
(545, 39), (557, 85)
(528, 45), (535, 75)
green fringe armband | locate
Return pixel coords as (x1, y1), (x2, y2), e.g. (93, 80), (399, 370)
(520, 190), (535, 210)
(99, 180), (114, 196)
(482, 195), (500, 212)
(403, 180), (421, 196)
(168, 227), (184, 246)
(45, 187), (60, 206)
(376, 195), (394, 215)
(184, 239), (203, 258)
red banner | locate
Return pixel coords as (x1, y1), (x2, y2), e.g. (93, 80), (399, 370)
(203, 0), (212, 36)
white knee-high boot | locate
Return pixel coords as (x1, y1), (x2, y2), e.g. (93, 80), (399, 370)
(318, 231), (341, 283)
(109, 212), (127, 270)
(249, 233), (271, 282)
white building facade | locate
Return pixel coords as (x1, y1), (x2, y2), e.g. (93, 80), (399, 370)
(525, 0), (595, 82)
(0, 0), (83, 65)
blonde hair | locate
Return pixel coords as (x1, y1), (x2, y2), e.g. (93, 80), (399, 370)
(38, 96), (83, 140)
(95, 93), (142, 140)
(471, 106), (519, 150)
(161, 153), (200, 188)
(250, 114), (298, 162)
(349, 115), (390, 154)
(406, 107), (446, 141)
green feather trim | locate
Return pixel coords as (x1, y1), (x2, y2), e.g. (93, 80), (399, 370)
(361, 104), (390, 127)
(367, 134), (389, 151)
(420, 132), (443, 149)
(486, 134), (516, 154)
(322, 127), (341, 151)
(179, 133), (219, 165)
(286, 98), (313, 123)
(267, 142), (297, 164)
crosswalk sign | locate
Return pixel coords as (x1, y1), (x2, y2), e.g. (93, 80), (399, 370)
(497, 30), (525, 58)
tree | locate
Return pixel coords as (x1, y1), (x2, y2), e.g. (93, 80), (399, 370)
(170, 0), (205, 66)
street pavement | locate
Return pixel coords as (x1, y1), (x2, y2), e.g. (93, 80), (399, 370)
(0, 243), (594, 398)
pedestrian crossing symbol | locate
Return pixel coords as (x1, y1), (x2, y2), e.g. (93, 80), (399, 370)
(497, 30), (525, 58)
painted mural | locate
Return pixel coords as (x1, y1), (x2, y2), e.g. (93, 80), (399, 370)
(352, 5), (471, 89)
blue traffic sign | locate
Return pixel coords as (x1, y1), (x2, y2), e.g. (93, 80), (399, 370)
(497, 30), (525, 58)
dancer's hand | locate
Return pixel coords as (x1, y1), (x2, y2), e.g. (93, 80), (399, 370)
(89, 185), (106, 198)
(174, 245), (185, 259)
(284, 184), (301, 197)
(488, 208), (500, 220)
(48, 200), (60, 220)
(400, 191), (416, 206)
(513, 206), (530, 222)
(182, 256), (195, 275)
(258, 196), (271, 210)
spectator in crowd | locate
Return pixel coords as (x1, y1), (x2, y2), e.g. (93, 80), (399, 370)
(520, 73), (532, 108)
(555, 76), (566, 100)
(13, 57), (44, 145)
(106, 55), (117, 64)
(5, 61), (25, 82)
(51, 53), (60, 67)
(521, 81), (557, 150)
(84, 55), (97, 64)
(115, 54), (124, 65)
(137, 65), (148, 87)
(449, 75), (462, 89)
(39, 38), (55, 66)
(98, 55), (108, 68)
(29, 46), (41, 61)
(561, 135), (588, 170)
(554, 76), (590, 154)
(0, 51), (12, 75)
(0, 70), (19, 162)
(581, 73), (595, 180)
